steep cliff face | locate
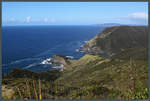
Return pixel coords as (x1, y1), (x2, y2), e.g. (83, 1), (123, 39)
(82, 26), (148, 56)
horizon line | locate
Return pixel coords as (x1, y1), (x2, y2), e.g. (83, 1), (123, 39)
(2, 24), (148, 27)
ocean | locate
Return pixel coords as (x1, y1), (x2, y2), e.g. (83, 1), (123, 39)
(2, 25), (105, 73)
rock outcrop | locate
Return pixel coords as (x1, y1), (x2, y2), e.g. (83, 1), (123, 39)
(51, 55), (70, 66)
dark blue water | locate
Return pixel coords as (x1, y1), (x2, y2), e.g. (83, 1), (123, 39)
(2, 25), (105, 73)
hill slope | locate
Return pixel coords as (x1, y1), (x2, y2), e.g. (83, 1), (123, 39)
(2, 26), (148, 100)
(81, 26), (148, 56)
(55, 47), (148, 99)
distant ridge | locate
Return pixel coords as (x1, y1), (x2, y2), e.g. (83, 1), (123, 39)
(94, 23), (121, 27)
(93, 23), (148, 27)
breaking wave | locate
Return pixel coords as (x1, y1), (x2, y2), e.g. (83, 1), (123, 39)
(2, 57), (42, 67)
(40, 58), (52, 65)
(52, 64), (64, 69)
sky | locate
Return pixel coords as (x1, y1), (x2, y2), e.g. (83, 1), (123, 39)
(2, 2), (148, 26)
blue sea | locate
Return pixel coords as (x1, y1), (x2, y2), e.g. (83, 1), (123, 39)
(2, 25), (105, 73)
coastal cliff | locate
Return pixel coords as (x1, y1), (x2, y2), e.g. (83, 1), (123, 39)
(2, 26), (148, 99)
(81, 26), (148, 56)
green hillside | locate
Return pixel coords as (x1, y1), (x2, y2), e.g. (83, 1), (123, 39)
(55, 47), (148, 99)
(2, 26), (148, 100)
(82, 26), (148, 56)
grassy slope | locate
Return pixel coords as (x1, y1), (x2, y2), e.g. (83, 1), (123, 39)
(2, 25), (148, 99)
(82, 26), (148, 55)
(2, 47), (148, 99)
(56, 47), (148, 99)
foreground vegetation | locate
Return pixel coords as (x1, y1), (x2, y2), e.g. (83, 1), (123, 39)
(2, 47), (148, 99)
(2, 26), (148, 99)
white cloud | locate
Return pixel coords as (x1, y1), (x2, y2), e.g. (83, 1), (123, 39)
(43, 18), (56, 23)
(50, 18), (56, 23)
(26, 16), (31, 23)
(44, 18), (48, 22)
(10, 18), (15, 22)
(128, 12), (148, 20)
(121, 12), (148, 25)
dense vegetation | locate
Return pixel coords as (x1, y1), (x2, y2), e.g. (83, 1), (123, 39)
(2, 26), (148, 99)
(82, 26), (148, 56)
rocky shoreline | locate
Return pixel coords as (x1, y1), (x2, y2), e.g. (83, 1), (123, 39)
(2, 25), (148, 99)
(50, 55), (72, 71)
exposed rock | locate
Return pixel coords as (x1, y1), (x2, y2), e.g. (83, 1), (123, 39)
(51, 54), (70, 66)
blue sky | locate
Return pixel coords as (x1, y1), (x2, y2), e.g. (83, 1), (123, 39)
(2, 2), (148, 26)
